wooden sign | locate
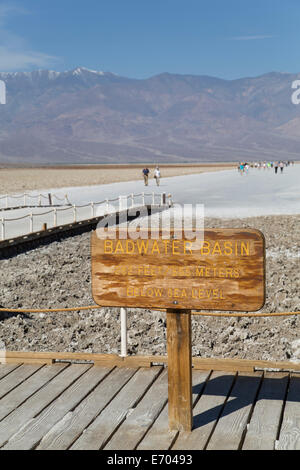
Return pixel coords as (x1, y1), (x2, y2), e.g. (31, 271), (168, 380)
(91, 228), (265, 312)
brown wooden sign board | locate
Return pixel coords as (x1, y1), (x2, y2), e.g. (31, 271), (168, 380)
(91, 228), (265, 312)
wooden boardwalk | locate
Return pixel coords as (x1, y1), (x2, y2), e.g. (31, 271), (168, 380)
(0, 362), (299, 450)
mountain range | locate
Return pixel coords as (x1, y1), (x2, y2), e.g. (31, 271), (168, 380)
(0, 67), (300, 164)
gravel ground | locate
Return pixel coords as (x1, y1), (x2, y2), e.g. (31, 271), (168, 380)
(0, 214), (299, 362)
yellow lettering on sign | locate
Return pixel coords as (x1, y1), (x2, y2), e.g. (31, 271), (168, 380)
(103, 238), (251, 256)
(212, 242), (222, 255)
(136, 240), (149, 254)
(104, 240), (113, 253)
(126, 240), (135, 254)
(224, 241), (233, 255)
(241, 242), (250, 256)
(126, 286), (164, 298)
(172, 240), (180, 255)
(114, 240), (124, 254)
(127, 285), (226, 300)
(184, 240), (193, 254)
(127, 286), (134, 297)
(162, 240), (170, 253)
(191, 288), (225, 299)
(151, 240), (160, 254)
(196, 267), (204, 276)
(201, 241), (210, 254)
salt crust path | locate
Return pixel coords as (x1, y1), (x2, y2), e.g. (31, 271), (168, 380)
(1, 166), (300, 223)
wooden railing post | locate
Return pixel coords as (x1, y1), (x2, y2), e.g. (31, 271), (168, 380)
(166, 308), (192, 432)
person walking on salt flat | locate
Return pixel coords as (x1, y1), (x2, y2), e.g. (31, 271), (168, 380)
(154, 166), (161, 186)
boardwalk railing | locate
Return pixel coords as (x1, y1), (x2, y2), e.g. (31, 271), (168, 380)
(0, 192), (70, 209)
(0, 192), (172, 241)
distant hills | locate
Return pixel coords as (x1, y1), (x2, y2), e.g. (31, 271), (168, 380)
(0, 67), (300, 164)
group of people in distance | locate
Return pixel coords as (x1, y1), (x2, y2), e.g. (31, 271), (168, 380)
(238, 160), (294, 175)
(142, 166), (161, 186)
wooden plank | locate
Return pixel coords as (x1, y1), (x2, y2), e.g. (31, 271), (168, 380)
(0, 364), (20, 381)
(0, 364), (43, 400)
(3, 365), (113, 450)
(277, 375), (300, 450)
(206, 371), (262, 450)
(167, 309), (192, 431)
(70, 366), (162, 450)
(94, 355), (154, 368)
(137, 370), (210, 450)
(0, 351), (155, 368)
(36, 367), (137, 450)
(173, 371), (236, 450)
(3, 351), (300, 373)
(192, 357), (300, 372)
(0, 364), (67, 423)
(206, 372), (262, 450)
(91, 228), (265, 311)
(192, 357), (255, 372)
(242, 373), (288, 450)
(105, 368), (168, 450)
(0, 350), (116, 360)
(0, 364), (90, 447)
(0, 358), (53, 365)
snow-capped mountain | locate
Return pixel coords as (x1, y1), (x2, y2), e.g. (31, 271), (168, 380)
(0, 68), (299, 164)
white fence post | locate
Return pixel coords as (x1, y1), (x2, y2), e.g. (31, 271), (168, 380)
(24, 194), (26, 206)
(142, 192), (145, 206)
(152, 192), (155, 205)
(38, 194), (41, 206)
(53, 208), (57, 227)
(1, 218), (5, 240)
(6, 195), (8, 209)
(91, 202), (94, 218)
(120, 307), (128, 357)
(131, 193), (134, 208)
(29, 213), (33, 233)
(73, 205), (76, 223)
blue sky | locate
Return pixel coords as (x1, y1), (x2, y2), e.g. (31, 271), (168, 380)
(0, 0), (299, 79)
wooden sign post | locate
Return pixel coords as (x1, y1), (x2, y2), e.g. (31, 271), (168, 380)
(91, 228), (265, 432)
(167, 308), (192, 431)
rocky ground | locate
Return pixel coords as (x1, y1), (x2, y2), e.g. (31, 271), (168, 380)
(0, 214), (299, 362)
